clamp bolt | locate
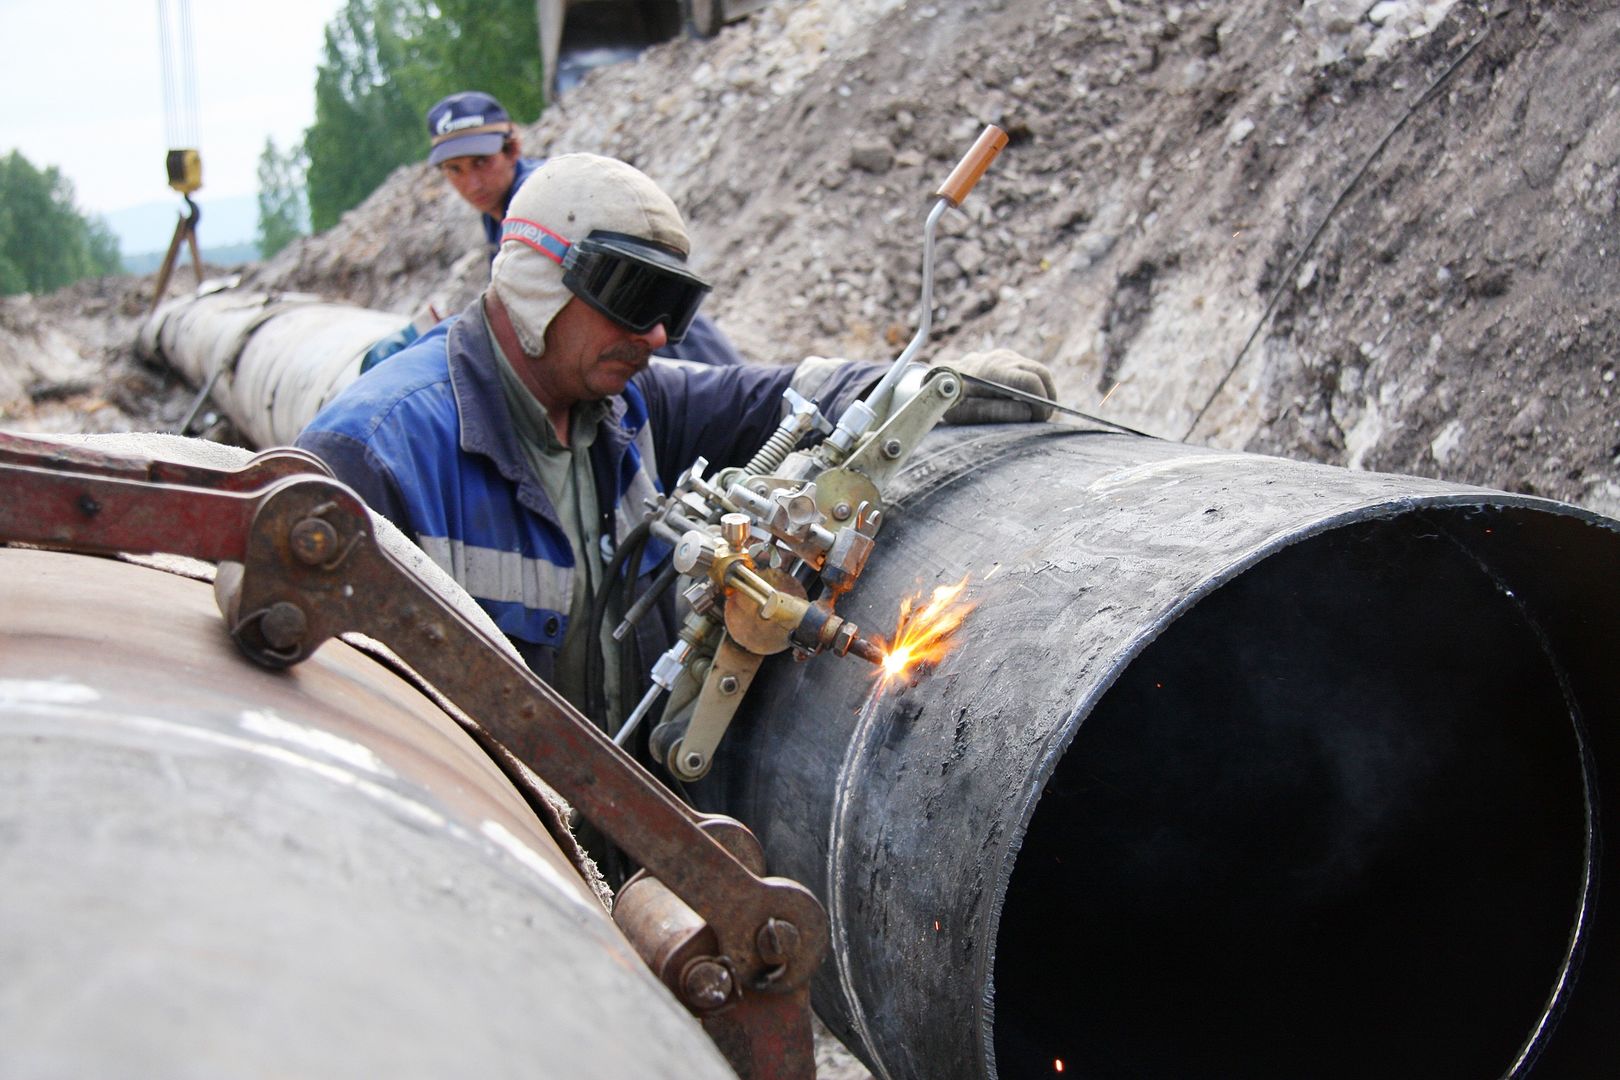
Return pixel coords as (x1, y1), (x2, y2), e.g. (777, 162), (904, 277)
(682, 958), (734, 1010)
(290, 517), (339, 565)
(718, 674), (740, 695)
(881, 438), (904, 460)
(683, 750), (706, 773)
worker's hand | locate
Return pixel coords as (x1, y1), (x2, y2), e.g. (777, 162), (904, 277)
(941, 348), (1057, 424)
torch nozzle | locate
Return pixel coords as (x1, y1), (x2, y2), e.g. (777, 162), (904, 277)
(846, 632), (886, 667)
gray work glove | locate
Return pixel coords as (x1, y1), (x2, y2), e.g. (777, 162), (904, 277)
(942, 348), (1058, 424)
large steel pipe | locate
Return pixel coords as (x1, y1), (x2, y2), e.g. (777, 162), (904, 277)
(139, 289), (405, 447)
(699, 425), (1620, 1079)
(0, 547), (733, 1079)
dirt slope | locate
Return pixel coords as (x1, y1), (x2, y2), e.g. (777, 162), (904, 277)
(5, 0), (1615, 516)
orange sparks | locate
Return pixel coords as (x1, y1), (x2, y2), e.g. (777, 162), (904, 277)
(878, 576), (975, 681)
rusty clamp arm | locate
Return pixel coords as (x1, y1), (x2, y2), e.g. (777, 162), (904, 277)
(0, 433), (826, 1079)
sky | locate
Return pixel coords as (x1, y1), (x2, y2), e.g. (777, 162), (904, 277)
(1, 0), (345, 219)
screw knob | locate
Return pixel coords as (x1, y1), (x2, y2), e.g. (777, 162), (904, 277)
(721, 512), (751, 549)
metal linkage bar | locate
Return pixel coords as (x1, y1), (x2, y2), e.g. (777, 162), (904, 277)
(0, 433), (823, 1079)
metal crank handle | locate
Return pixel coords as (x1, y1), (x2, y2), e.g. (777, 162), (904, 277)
(934, 124), (1009, 207)
(860, 123), (1010, 428)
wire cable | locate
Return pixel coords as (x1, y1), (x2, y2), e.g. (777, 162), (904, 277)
(156, 0), (200, 149)
(157, 0), (177, 148)
(1182, 20), (1494, 442)
(180, 0), (199, 148)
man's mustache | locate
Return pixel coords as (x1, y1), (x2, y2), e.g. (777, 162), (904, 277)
(600, 342), (651, 365)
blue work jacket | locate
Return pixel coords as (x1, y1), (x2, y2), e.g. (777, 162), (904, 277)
(296, 296), (877, 682)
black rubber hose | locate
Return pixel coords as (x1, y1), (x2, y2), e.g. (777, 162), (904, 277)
(584, 519), (653, 731)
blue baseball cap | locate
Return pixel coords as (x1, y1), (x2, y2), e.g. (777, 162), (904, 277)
(426, 91), (514, 165)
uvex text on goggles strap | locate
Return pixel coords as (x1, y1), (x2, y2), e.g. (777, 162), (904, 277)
(501, 219), (710, 343)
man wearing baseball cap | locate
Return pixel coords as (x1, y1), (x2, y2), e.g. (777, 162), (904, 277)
(298, 154), (1054, 742)
(427, 90), (528, 227)
(424, 90), (742, 367)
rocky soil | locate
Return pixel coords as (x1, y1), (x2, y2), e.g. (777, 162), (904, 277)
(6, 0), (1615, 517)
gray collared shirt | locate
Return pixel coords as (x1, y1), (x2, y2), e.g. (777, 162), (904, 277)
(488, 316), (622, 726)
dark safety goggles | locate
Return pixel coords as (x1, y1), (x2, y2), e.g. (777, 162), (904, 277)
(501, 221), (711, 343)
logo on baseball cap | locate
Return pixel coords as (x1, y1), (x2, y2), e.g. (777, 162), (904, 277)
(426, 91), (514, 165)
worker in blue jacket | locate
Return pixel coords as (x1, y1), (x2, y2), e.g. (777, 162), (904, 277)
(298, 153), (1054, 740)
(425, 89), (742, 368)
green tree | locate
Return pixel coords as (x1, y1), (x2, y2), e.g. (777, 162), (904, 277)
(305, 0), (421, 232)
(413, 0), (544, 121)
(303, 0), (543, 233)
(256, 137), (310, 258)
(0, 150), (122, 296)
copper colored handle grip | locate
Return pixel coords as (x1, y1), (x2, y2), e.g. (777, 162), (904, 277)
(934, 125), (1009, 207)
